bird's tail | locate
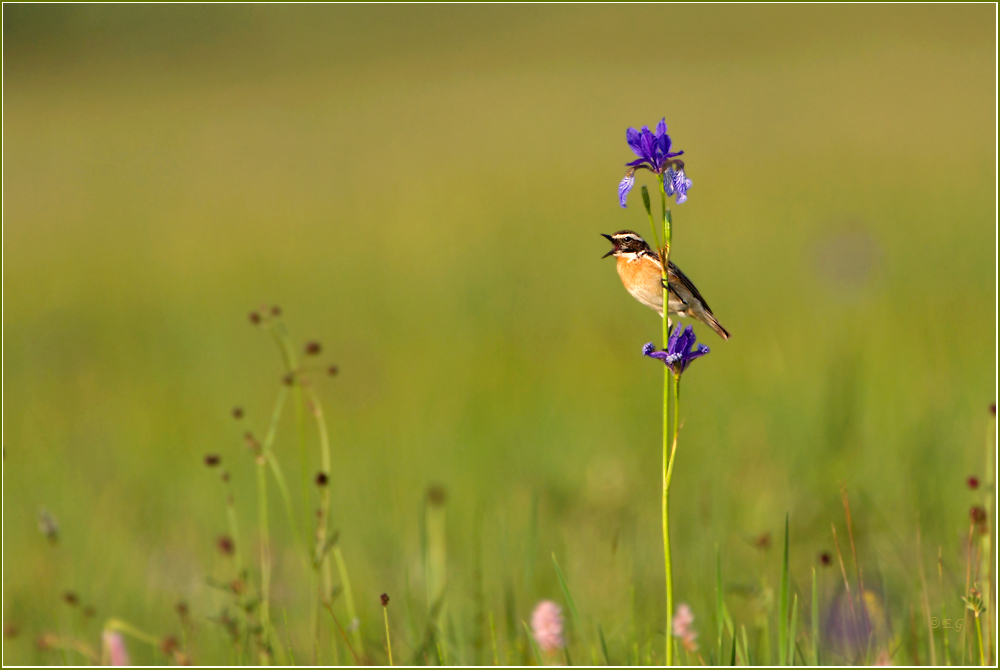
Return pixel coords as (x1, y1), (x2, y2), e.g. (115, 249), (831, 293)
(699, 309), (730, 341)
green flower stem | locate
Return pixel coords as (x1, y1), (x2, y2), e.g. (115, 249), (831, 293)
(256, 385), (290, 664)
(256, 455), (273, 664)
(641, 185), (661, 252)
(975, 613), (985, 666)
(383, 605), (394, 665)
(224, 477), (245, 579)
(269, 322), (311, 540)
(306, 387), (335, 602)
(658, 173), (678, 666)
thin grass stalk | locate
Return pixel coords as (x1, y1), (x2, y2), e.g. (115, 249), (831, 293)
(811, 567), (820, 666)
(778, 515), (789, 666)
(306, 388), (335, 597)
(917, 527), (937, 665)
(964, 521), (975, 664)
(787, 594), (798, 666)
(715, 549), (724, 664)
(831, 524), (859, 628)
(254, 384), (290, 665)
(984, 411), (996, 665)
(939, 546), (951, 665)
(840, 485), (870, 634)
(663, 373), (681, 666)
(256, 457), (273, 664)
(269, 321), (311, 534)
(975, 613), (985, 665)
(489, 611), (500, 665)
(641, 185), (661, 252)
(223, 478), (246, 580)
(383, 605), (394, 665)
(334, 546), (362, 655)
(307, 386), (362, 657)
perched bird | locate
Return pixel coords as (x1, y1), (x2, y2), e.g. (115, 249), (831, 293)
(602, 230), (730, 340)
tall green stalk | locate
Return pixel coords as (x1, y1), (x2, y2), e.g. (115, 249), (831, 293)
(255, 384), (289, 664)
(645, 173), (679, 666)
(660, 174), (679, 666)
(256, 456), (273, 665)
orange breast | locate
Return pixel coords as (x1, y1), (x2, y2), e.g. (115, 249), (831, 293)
(616, 255), (664, 312)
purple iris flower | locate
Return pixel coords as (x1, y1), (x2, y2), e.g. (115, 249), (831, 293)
(618, 118), (686, 208)
(665, 167), (693, 205)
(642, 325), (710, 376)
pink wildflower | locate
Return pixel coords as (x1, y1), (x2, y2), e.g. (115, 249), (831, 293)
(672, 603), (699, 653)
(531, 600), (565, 653)
(102, 631), (130, 666)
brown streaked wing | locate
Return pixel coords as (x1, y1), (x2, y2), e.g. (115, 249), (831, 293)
(666, 260), (713, 313)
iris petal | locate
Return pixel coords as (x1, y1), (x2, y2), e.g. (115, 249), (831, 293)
(626, 127), (644, 158)
(618, 173), (635, 208)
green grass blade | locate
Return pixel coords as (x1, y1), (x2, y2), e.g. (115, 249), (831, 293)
(741, 624), (752, 666)
(811, 567), (819, 665)
(552, 553), (585, 645)
(778, 513), (790, 665)
(523, 621), (544, 665)
(598, 624), (611, 666)
(716, 547), (725, 663)
(787, 593), (798, 666)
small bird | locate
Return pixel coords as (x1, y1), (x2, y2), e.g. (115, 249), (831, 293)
(602, 230), (730, 340)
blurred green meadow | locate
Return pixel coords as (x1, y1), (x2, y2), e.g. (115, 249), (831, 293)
(2, 4), (996, 665)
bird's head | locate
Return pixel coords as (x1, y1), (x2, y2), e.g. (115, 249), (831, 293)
(601, 231), (651, 259)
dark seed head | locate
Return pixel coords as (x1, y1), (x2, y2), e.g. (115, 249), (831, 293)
(819, 552), (832, 567)
(327, 365), (339, 377)
(970, 506), (987, 524)
(175, 601), (189, 618)
(305, 341), (322, 356)
(426, 484), (447, 507)
(282, 373), (295, 386)
(82, 606), (96, 618)
(316, 472), (329, 487)
(62, 591), (79, 607)
(968, 476), (980, 490)
(991, 403), (996, 416)
(249, 312), (262, 325)
(271, 305), (282, 316)
(753, 532), (772, 550)
(204, 454), (221, 467)
(217, 535), (235, 556)
(160, 636), (179, 655)
(232, 407), (244, 420)
(4, 624), (19, 639)
(381, 593), (390, 607)
(221, 471), (231, 483)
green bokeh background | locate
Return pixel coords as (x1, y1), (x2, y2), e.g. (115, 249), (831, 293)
(3, 5), (995, 665)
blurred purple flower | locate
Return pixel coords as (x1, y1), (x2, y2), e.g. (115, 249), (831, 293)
(531, 600), (565, 653)
(102, 631), (130, 666)
(619, 118), (686, 207)
(665, 167), (693, 204)
(643, 325), (710, 376)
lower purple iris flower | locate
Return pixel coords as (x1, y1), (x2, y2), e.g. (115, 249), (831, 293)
(643, 325), (710, 375)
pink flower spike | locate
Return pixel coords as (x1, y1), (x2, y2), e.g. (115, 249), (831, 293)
(103, 631), (131, 666)
(531, 600), (565, 654)
(672, 603), (700, 653)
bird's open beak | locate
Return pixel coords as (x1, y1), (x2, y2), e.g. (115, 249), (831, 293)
(601, 233), (616, 258)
